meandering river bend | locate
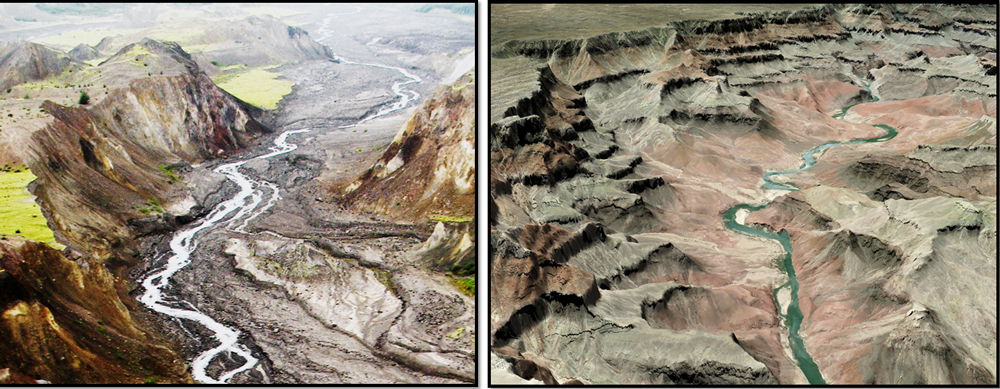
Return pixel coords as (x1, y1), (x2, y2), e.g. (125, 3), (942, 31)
(722, 79), (897, 384)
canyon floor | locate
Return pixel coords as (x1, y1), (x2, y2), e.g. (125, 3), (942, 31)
(128, 61), (469, 384)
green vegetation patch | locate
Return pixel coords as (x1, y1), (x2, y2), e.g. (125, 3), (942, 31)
(449, 276), (475, 297)
(211, 65), (293, 110)
(373, 268), (396, 292)
(125, 45), (155, 68)
(445, 327), (465, 339)
(135, 198), (164, 217)
(0, 167), (62, 248)
(15, 79), (62, 91)
(450, 262), (475, 277)
(217, 63), (248, 72)
(428, 214), (473, 223)
(158, 165), (181, 184)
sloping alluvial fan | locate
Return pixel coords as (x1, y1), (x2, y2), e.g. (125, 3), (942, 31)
(490, 3), (996, 385)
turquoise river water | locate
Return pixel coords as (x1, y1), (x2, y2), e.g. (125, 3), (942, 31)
(721, 80), (897, 384)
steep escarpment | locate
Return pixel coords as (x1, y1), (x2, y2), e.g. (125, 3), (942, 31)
(24, 40), (268, 262)
(0, 237), (190, 384)
(491, 3), (996, 385)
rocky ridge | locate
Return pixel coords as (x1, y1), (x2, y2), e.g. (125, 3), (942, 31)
(0, 237), (190, 384)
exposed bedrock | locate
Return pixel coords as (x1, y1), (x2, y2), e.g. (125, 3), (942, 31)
(491, 2), (996, 385)
(747, 188), (996, 384)
(24, 40), (269, 263)
(0, 237), (190, 384)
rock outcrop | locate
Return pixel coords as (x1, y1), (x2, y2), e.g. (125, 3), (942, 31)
(0, 237), (190, 384)
(25, 39), (268, 262)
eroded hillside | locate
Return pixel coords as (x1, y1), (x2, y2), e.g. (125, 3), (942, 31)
(0, 37), (269, 384)
(339, 71), (475, 223)
(0, 4), (474, 384)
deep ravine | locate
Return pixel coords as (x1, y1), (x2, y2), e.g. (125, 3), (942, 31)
(138, 56), (422, 384)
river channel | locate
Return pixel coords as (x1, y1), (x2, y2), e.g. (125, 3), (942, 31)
(722, 79), (897, 384)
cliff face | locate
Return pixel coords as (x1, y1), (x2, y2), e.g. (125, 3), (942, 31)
(491, 3), (996, 385)
(0, 237), (189, 384)
(25, 41), (268, 262)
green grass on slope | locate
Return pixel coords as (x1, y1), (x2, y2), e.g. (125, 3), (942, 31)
(0, 167), (63, 248)
(212, 65), (293, 110)
(449, 276), (475, 297)
(428, 214), (473, 223)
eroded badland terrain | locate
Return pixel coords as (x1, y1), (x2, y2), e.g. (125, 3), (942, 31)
(0, 3), (474, 384)
(490, 3), (996, 385)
